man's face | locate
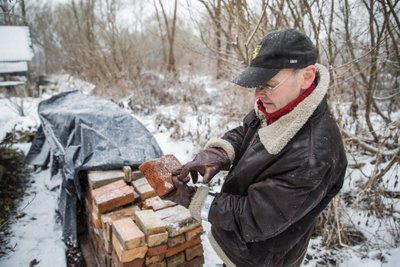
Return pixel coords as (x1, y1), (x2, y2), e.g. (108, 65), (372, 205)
(254, 68), (304, 113)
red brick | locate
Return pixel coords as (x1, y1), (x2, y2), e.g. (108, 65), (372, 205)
(112, 247), (145, 267)
(180, 255), (205, 267)
(134, 210), (166, 235)
(185, 244), (203, 261)
(167, 234), (185, 248)
(142, 196), (176, 211)
(155, 205), (201, 237)
(147, 232), (168, 247)
(132, 170), (144, 181)
(185, 226), (204, 241)
(165, 252), (185, 267)
(91, 179), (126, 198)
(112, 234), (148, 262)
(88, 170), (125, 190)
(147, 261), (166, 267)
(112, 218), (145, 249)
(147, 244), (168, 257)
(101, 205), (140, 241)
(145, 254), (165, 265)
(139, 155), (183, 197)
(91, 210), (102, 229)
(165, 237), (201, 258)
(132, 178), (157, 200)
(94, 185), (135, 214)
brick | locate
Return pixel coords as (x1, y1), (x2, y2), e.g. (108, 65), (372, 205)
(112, 248), (145, 267)
(145, 254), (165, 265)
(143, 196), (176, 211)
(148, 261), (166, 267)
(123, 166), (133, 183)
(95, 185), (135, 214)
(112, 218), (145, 249)
(185, 244), (203, 261)
(165, 237), (201, 258)
(147, 231), (168, 247)
(134, 209), (166, 235)
(185, 226), (204, 241)
(147, 244), (168, 257)
(112, 234), (148, 262)
(180, 255), (205, 267)
(167, 234), (185, 248)
(87, 223), (110, 266)
(91, 210), (102, 229)
(165, 252), (185, 267)
(132, 170), (144, 181)
(91, 179), (126, 199)
(155, 205), (201, 237)
(101, 205), (141, 242)
(132, 178), (157, 200)
(138, 155), (183, 197)
(88, 170), (125, 190)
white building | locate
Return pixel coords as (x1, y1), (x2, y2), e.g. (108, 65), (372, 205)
(0, 25), (33, 87)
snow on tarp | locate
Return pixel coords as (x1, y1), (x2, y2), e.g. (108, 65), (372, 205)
(25, 90), (163, 260)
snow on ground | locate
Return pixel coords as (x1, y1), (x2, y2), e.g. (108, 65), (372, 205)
(0, 144), (66, 267)
(0, 86), (399, 266)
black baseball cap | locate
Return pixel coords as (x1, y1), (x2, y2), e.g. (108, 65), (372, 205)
(232, 28), (318, 88)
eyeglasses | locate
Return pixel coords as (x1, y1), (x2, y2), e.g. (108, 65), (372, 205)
(255, 74), (293, 95)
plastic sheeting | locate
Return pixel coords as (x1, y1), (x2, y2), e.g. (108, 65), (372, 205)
(26, 90), (163, 261)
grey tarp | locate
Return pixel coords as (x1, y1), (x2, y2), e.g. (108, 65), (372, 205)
(25, 90), (163, 262)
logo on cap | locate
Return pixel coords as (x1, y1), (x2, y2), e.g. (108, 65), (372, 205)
(251, 45), (262, 60)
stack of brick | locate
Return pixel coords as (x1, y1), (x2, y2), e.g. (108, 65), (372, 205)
(83, 155), (205, 267)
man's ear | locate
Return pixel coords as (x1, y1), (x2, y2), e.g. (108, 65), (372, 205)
(300, 65), (316, 89)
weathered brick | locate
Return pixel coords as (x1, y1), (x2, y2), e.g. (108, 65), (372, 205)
(122, 166), (132, 183)
(147, 244), (168, 257)
(145, 254), (165, 265)
(91, 210), (102, 229)
(87, 222), (110, 266)
(142, 196), (176, 211)
(132, 178), (157, 200)
(134, 209), (166, 235)
(155, 205), (201, 237)
(139, 155), (182, 197)
(165, 237), (201, 258)
(147, 231), (168, 247)
(101, 205), (141, 241)
(91, 179), (126, 199)
(88, 171), (125, 190)
(148, 261), (166, 267)
(112, 234), (148, 262)
(95, 185), (135, 214)
(167, 234), (185, 248)
(165, 252), (185, 267)
(112, 247), (145, 267)
(180, 255), (205, 267)
(112, 218), (145, 249)
(185, 244), (203, 261)
(185, 226), (204, 241)
(132, 170), (144, 181)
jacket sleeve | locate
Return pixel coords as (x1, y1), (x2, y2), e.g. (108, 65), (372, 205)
(208, 164), (331, 243)
(205, 111), (257, 164)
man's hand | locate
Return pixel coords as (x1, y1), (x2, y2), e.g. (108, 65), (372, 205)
(172, 147), (230, 184)
(165, 176), (196, 208)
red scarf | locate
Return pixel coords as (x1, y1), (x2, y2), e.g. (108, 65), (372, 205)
(257, 82), (316, 125)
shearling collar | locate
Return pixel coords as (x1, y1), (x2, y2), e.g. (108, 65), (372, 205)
(256, 63), (330, 155)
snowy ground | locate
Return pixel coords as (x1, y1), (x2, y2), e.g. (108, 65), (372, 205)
(0, 84), (399, 266)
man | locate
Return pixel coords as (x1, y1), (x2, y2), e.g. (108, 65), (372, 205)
(171, 28), (347, 266)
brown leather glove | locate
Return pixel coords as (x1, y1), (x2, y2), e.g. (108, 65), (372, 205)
(172, 147), (230, 184)
(164, 176), (196, 208)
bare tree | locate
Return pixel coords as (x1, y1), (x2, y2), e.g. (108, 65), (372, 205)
(153, 0), (178, 73)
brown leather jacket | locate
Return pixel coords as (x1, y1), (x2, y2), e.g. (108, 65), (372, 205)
(206, 64), (347, 266)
